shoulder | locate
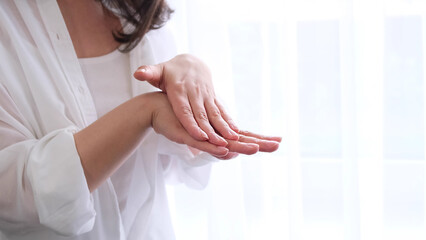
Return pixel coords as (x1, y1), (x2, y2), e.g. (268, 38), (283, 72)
(0, 0), (20, 35)
(0, 0), (41, 44)
(0, 0), (44, 72)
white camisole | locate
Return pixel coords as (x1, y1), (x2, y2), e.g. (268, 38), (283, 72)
(79, 49), (132, 118)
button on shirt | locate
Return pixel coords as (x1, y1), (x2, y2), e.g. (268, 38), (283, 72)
(0, 0), (216, 239)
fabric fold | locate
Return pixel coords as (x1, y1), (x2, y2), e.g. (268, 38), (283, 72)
(158, 135), (217, 190)
(0, 127), (96, 236)
(27, 127), (95, 236)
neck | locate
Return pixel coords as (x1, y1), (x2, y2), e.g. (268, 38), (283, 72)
(57, 0), (122, 58)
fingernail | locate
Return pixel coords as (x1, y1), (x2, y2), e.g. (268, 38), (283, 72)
(248, 143), (259, 154)
(138, 68), (148, 73)
(212, 135), (228, 146)
(228, 130), (239, 140)
(216, 146), (229, 157)
(271, 142), (280, 151)
(201, 131), (209, 140)
(218, 136), (228, 145)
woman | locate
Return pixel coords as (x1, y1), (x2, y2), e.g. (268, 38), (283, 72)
(0, 0), (281, 239)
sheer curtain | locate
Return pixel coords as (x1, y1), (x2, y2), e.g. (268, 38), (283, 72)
(165, 0), (426, 239)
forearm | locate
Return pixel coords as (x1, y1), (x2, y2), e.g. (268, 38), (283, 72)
(74, 94), (153, 192)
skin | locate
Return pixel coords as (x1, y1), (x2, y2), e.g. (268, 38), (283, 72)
(134, 55), (239, 146)
(58, 0), (281, 192)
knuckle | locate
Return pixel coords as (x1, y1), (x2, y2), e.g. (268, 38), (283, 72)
(179, 105), (193, 116)
(195, 111), (208, 121)
(193, 84), (202, 95)
(173, 82), (186, 93)
(210, 109), (221, 118)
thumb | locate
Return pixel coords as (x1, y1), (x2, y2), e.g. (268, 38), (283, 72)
(133, 64), (164, 89)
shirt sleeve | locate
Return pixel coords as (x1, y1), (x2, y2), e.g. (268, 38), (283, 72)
(0, 84), (95, 236)
(157, 135), (219, 190)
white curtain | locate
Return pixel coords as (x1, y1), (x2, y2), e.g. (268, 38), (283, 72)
(165, 0), (426, 239)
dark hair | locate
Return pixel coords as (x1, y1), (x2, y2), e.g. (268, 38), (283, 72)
(100, 0), (173, 52)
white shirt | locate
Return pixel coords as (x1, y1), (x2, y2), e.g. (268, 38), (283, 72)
(0, 0), (215, 239)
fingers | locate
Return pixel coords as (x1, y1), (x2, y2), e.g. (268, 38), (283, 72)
(238, 135), (280, 152)
(187, 92), (229, 146)
(166, 85), (237, 146)
(215, 99), (239, 132)
(133, 65), (164, 89)
(191, 134), (280, 160)
(181, 131), (229, 157)
(205, 100), (239, 141)
(182, 128), (280, 159)
(152, 97), (229, 157)
(226, 140), (259, 155)
(238, 130), (282, 143)
(217, 130), (281, 156)
(135, 60), (241, 145)
(167, 91), (210, 142)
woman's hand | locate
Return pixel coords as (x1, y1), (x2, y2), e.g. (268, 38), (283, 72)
(74, 91), (280, 192)
(134, 54), (239, 147)
(211, 131), (282, 160)
(148, 92), (281, 158)
(148, 92), (229, 157)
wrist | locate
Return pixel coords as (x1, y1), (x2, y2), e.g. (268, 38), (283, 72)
(131, 94), (155, 130)
(134, 92), (166, 130)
